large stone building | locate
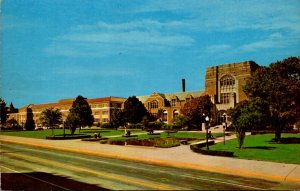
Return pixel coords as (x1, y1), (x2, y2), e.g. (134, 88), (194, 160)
(137, 61), (259, 124)
(137, 87), (204, 124)
(204, 61), (259, 123)
(8, 96), (126, 128)
(7, 61), (258, 127)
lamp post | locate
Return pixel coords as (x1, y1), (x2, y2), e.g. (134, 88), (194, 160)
(222, 113), (227, 145)
(205, 115), (210, 150)
(63, 120), (66, 138)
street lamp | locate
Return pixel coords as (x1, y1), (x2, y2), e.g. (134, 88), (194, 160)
(63, 120), (66, 138)
(222, 113), (227, 145)
(204, 115), (210, 150)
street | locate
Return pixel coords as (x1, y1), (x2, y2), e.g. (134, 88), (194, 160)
(1, 142), (299, 190)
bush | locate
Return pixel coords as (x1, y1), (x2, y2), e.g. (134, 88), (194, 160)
(190, 144), (234, 157)
(107, 140), (126, 145)
(127, 123), (143, 129)
(46, 134), (91, 140)
(148, 121), (164, 130)
(101, 123), (111, 129)
(190, 145), (234, 157)
(100, 140), (108, 144)
(162, 123), (173, 130)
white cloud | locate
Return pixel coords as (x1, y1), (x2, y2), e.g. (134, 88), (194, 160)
(46, 19), (195, 58)
(240, 32), (288, 52)
(129, 0), (300, 33)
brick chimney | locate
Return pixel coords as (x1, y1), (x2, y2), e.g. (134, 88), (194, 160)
(182, 79), (186, 92)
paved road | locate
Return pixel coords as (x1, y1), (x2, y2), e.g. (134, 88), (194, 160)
(2, 142), (299, 190)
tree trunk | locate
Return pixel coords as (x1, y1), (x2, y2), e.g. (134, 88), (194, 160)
(275, 126), (281, 142)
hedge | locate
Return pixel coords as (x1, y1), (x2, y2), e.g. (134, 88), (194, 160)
(190, 145), (234, 157)
(46, 134), (91, 140)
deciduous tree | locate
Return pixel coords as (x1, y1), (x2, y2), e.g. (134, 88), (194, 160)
(65, 96), (94, 134)
(244, 57), (300, 141)
(39, 107), (63, 135)
(110, 109), (125, 130)
(123, 96), (148, 124)
(181, 95), (214, 130)
(229, 99), (270, 148)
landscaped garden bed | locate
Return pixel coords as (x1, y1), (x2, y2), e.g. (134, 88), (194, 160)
(46, 134), (91, 140)
(190, 142), (234, 157)
(100, 137), (181, 148)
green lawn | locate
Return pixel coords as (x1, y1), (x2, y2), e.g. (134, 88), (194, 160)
(210, 133), (300, 164)
(0, 129), (143, 139)
(0, 129), (222, 141)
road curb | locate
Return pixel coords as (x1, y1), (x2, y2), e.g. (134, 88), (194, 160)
(1, 138), (300, 184)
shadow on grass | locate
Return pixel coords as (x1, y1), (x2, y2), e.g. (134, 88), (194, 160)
(1, 172), (110, 191)
(243, 146), (276, 150)
(268, 137), (300, 144)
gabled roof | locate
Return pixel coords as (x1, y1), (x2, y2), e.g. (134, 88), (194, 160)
(136, 90), (204, 103)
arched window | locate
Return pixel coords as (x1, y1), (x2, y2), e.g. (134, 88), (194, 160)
(220, 75), (235, 90)
(162, 110), (168, 122)
(150, 100), (158, 109)
(173, 110), (179, 121)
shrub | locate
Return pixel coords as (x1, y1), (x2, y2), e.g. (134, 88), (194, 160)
(148, 121), (164, 130)
(190, 144), (234, 157)
(101, 123), (111, 129)
(162, 123), (173, 130)
(127, 123), (143, 129)
(107, 140), (126, 145)
(100, 140), (108, 144)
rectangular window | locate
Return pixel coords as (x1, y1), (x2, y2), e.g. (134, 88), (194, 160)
(102, 118), (109, 123)
(102, 110), (108, 115)
(220, 93), (230, 104)
(171, 99), (176, 106)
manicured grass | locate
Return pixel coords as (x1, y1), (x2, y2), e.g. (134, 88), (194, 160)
(209, 133), (300, 164)
(0, 129), (224, 140)
(0, 129), (144, 139)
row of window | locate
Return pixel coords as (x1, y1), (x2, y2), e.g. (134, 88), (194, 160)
(149, 98), (192, 109)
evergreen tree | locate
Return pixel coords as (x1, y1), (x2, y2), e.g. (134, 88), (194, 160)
(0, 98), (7, 125)
(24, 107), (35, 131)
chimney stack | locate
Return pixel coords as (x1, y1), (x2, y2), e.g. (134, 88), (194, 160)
(182, 79), (186, 92)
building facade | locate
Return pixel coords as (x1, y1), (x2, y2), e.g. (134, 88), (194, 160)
(7, 61), (258, 127)
(204, 61), (259, 123)
(8, 96), (126, 128)
(136, 61), (258, 125)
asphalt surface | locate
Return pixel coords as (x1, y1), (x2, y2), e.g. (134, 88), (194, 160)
(3, 142), (294, 190)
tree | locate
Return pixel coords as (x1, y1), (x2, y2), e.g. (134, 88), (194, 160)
(110, 109), (125, 130)
(123, 96), (148, 124)
(6, 118), (19, 128)
(244, 57), (300, 141)
(24, 107), (35, 131)
(0, 98), (7, 125)
(65, 96), (94, 134)
(39, 107), (63, 135)
(229, 99), (270, 149)
(180, 95), (214, 130)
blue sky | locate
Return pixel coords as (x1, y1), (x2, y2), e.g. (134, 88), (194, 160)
(1, 0), (300, 108)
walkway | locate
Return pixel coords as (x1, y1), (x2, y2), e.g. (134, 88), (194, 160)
(1, 134), (299, 184)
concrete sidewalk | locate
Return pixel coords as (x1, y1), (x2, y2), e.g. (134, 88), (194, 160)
(1, 135), (300, 184)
